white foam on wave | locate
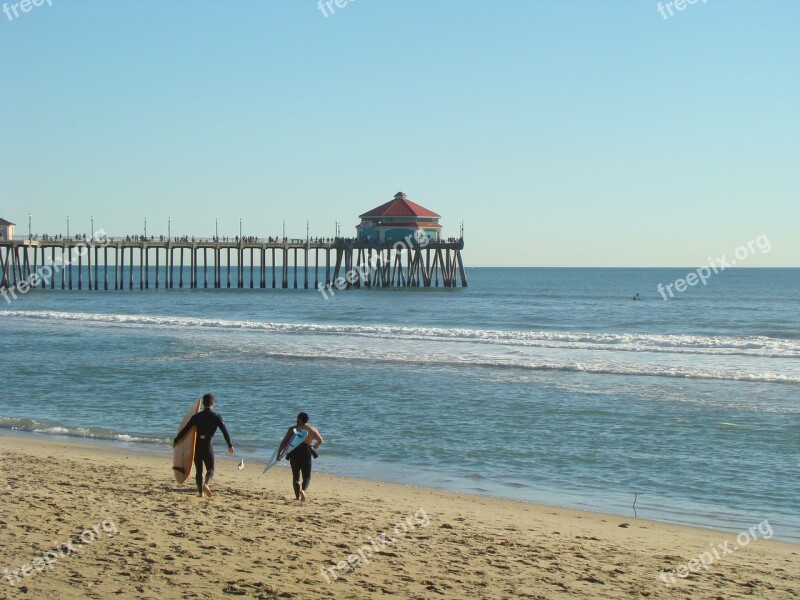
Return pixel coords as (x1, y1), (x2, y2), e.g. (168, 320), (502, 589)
(3, 309), (799, 359)
(230, 345), (800, 385)
(35, 426), (69, 434)
(0, 416), (164, 444)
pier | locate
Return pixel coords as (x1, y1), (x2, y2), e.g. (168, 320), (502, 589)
(0, 236), (468, 293)
(1, 193), (469, 295)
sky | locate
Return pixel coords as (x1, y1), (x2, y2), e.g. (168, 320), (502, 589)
(1, 0), (798, 266)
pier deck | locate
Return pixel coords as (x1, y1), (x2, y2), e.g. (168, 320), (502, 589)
(0, 237), (467, 292)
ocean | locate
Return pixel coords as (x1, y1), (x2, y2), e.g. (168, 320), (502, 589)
(1, 267), (798, 542)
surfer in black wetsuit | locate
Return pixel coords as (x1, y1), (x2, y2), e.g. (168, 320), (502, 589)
(173, 393), (234, 498)
(278, 412), (323, 502)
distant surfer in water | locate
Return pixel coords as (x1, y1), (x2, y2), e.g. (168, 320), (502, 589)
(173, 393), (234, 498)
(278, 412), (323, 502)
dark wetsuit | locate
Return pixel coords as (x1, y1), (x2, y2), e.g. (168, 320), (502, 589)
(287, 443), (313, 498)
(174, 408), (233, 494)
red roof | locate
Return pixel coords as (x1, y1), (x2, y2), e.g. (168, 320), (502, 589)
(359, 192), (441, 219)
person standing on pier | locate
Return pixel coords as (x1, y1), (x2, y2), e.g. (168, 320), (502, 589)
(278, 412), (323, 501)
(173, 393), (234, 497)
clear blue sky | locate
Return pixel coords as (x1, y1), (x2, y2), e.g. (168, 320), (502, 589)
(1, 1), (798, 266)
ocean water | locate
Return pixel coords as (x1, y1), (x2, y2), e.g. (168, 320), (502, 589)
(1, 267), (798, 542)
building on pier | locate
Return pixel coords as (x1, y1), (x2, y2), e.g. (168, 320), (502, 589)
(0, 218), (14, 240)
(356, 192), (442, 245)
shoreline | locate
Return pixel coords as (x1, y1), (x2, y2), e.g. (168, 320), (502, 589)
(1, 427), (797, 545)
(1, 433), (798, 599)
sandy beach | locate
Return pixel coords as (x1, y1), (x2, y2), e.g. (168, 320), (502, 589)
(0, 433), (796, 599)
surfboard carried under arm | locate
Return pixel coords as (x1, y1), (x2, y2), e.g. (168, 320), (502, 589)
(263, 428), (309, 474)
(172, 399), (202, 484)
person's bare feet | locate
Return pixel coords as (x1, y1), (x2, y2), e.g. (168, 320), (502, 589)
(203, 484), (213, 498)
(299, 490), (306, 502)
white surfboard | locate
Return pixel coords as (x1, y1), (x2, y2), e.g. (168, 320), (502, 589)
(263, 428), (309, 474)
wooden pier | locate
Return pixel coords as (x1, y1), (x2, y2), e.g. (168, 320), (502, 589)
(0, 237), (467, 292)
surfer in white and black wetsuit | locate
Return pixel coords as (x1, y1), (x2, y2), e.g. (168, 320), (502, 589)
(279, 412), (323, 502)
(173, 393), (234, 498)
